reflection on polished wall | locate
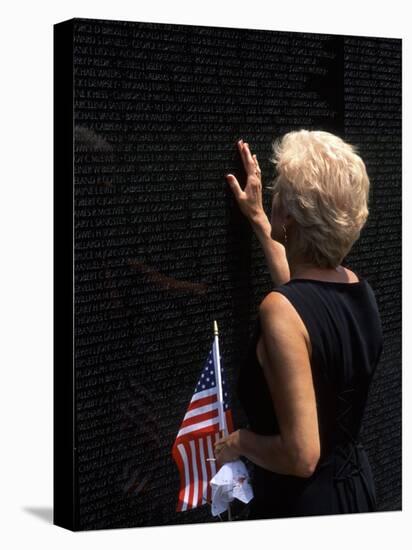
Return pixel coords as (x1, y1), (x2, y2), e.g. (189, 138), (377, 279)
(55, 17), (401, 529)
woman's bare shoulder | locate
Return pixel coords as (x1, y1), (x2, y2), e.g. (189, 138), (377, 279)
(259, 291), (312, 359)
(343, 267), (360, 283)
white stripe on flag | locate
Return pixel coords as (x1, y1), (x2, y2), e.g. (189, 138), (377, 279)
(191, 387), (216, 402)
(184, 401), (219, 420)
(189, 440), (199, 508)
(177, 443), (190, 512)
(177, 417), (220, 438)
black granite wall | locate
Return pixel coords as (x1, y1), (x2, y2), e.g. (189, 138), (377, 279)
(342, 35), (402, 512)
(57, 17), (401, 530)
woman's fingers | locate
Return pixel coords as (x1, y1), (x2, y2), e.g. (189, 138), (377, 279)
(253, 154), (262, 178)
(214, 435), (227, 451)
(238, 140), (257, 174)
(243, 142), (256, 170)
(214, 436), (224, 449)
(225, 173), (245, 201)
(226, 139), (264, 221)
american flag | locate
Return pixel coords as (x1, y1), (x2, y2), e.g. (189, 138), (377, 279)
(172, 338), (234, 512)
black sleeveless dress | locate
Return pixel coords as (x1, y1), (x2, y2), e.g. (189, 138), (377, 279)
(237, 274), (384, 519)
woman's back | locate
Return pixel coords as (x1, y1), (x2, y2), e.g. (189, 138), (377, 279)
(237, 274), (384, 517)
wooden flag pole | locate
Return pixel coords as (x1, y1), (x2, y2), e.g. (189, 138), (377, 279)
(213, 320), (232, 521)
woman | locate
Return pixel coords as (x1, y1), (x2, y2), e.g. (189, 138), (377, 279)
(213, 130), (384, 518)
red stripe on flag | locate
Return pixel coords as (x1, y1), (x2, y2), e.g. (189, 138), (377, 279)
(187, 441), (195, 509)
(225, 409), (234, 434)
(174, 423), (221, 449)
(206, 434), (215, 503)
(172, 443), (186, 513)
(195, 438), (204, 507)
(187, 394), (217, 410)
(203, 436), (211, 506)
(181, 408), (220, 430)
(202, 436), (211, 505)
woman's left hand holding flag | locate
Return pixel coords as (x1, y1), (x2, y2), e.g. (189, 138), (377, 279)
(214, 429), (242, 469)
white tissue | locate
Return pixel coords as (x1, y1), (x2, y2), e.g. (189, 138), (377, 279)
(209, 459), (254, 516)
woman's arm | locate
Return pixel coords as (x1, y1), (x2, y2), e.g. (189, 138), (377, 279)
(235, 429), (311, 477)
(215, 291), (321, 477)
(225, 140), (290, 287)
(249, 212), (290, 287)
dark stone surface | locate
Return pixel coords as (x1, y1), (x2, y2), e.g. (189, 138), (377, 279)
(67, 18), (401, 529)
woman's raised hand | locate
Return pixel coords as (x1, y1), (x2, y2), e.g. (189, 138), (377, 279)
(225, 139), (265, 223)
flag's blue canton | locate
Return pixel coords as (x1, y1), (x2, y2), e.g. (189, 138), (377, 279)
(195, 347), (231, 410)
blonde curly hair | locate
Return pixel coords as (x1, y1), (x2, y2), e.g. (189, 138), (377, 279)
(265, 129), (370, 269)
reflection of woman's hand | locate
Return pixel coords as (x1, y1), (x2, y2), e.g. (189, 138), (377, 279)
(225, 140), (265, 224)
